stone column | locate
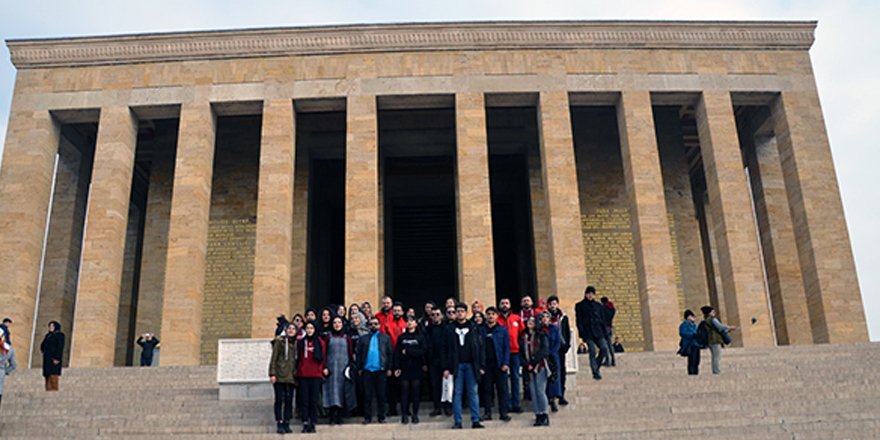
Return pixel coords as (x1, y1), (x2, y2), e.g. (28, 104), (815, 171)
(290, 148), (309, 314)
(454, 93), (496, 306)
(0, 109), (60, 366)
(69, 107), (138, 367)
(746, 134), (813, 345)
(695, 91), (774, 347)
(252, 99), (295, 337)
(771, 91), (868, 343)
(159, 103), (216, 366)
(616, 91), (681, 351)
(536, 92), (587, 308)
(344, 95), (380, 308)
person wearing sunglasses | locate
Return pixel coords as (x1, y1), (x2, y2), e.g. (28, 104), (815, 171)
(356, 318), (393, 424)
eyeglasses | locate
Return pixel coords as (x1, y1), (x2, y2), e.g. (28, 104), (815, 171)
(446, 311), (455, 315)
(370, 322), (380, 326)
(432, 312), (442, 317)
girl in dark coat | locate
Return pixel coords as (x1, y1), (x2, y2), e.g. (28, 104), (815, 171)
(296, 321), (326, 433)
(393, 316), (427, 424)
(40, 321), (64, 391)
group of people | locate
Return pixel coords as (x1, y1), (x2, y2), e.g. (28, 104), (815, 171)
(0, 317), (63, 407)
(266, 285), (619, 434)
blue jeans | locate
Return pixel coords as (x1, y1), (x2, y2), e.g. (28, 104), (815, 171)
(453, 363), (480, 424)
(508, 354), (521, 409)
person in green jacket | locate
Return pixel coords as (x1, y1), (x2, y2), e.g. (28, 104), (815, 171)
(700, 306), (737, 375)
(270, 323), (298, 434)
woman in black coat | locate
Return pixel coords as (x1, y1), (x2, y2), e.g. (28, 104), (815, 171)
(393, 316), (427, 425)
(40, 321), (64, 391)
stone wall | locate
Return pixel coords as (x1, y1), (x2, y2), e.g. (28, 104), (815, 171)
(200, 116), (260, 365)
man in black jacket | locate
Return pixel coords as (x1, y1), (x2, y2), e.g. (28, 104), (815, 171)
(425, 306), (450, 416)
(575, 286), (609, 380)
(356, 318), (393, 424)
(444, 303), (485, 429)
(546, 296), (571, 405)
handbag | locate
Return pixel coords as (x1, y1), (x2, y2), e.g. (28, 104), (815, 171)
(441, 374), (454, 403)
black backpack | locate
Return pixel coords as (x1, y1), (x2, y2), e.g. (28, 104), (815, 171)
(696, 320), (710, 346)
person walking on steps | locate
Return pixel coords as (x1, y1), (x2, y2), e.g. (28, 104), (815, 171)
(575, 286), (610, 380)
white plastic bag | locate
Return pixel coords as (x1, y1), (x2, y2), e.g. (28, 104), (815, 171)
(441, 374), (454, 403)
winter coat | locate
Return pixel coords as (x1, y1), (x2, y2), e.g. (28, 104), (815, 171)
(381, 316), (407, 349)
(0, 347), (17, 395)
(679, 320), (700, 349)
(550, 310), (572, 355)
(705, 316), (730, 346)
(481, 323), (511, 369)
(425, 321), (449, 367)
(356, 330), (393, 372)
(393, 331), (427, 379)
(575, 299), (608, 341)
(497, 311), (523, 353)
(296, 335), (326, 379)
(520, 331), (550, 373)
(40, 321), (65, 377)
(444, 320), (485, 374)
(137, 336), (160, 357)
(269, 335), (298, 384)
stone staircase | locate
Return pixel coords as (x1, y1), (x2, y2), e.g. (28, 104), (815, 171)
(1, 343), (879, 439)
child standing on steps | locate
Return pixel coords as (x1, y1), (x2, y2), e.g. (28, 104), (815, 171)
(269, 323), (298, 434)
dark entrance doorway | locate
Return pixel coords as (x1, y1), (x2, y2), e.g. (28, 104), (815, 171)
(380, 105), (458, 308)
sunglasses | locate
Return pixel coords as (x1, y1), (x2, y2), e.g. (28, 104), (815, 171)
(446, 311), (455, 315)
(370, 322), (381, 326)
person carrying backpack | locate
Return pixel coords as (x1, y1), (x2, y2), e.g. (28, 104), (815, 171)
(700, 306), (736, 375)
(678, 310), (702, 375)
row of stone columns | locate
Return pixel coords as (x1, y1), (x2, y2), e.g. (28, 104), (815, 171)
(0, 89), (866, 367)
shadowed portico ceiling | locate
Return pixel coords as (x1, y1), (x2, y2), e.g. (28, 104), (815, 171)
(6, 21), (816, 69)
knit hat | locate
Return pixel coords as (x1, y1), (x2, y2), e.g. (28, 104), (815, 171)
(700, 306), (714, 315)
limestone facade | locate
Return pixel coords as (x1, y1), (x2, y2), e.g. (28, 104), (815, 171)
(0, 21), (867, 366)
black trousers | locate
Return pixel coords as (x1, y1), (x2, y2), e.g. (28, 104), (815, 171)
(298, 378), (321, 426)
(140, 353), (153, 367)
(481, 367), (509, 416)
(273, 382), (295, 422)
(387, 375), (400, 414)
(362, 371), (387, 420)
(400, 379), (421, 417)
(687, 347), (701, 375)
(428, 363), (444, 410)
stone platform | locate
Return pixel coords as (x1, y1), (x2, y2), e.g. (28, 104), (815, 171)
(1, 343), (878, 439)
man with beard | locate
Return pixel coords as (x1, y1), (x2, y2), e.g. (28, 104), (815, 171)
(382, 302), (407, 416)
(496, 298), (524, 413)
(375, 296), (394, 328)
(546, 296), (571, 405)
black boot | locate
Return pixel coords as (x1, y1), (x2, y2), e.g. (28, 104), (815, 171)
(411, 415), (420, 424)
(276, 421), (285, 434)
(542, 414), (550, 426)
(533, 415), (542, 427)
(482, 409), (492, 421)
(282, 420), (292, 433)
(558, 397), (569, 406)
(550, 400), (558, 412)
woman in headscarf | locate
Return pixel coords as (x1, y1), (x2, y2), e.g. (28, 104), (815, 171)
(296, 321), (325, 433)
(346, 311), (369, 417)
(322, 316), (353, 425)
(0, 326), (17, 408)
(269, 323), (298, 433)
(40, 320), (64, 391)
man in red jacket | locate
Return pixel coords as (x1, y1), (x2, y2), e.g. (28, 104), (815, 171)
(375, 296), (394, 328)
(497, 298), (524, 413)
(381, 302), (407, 416)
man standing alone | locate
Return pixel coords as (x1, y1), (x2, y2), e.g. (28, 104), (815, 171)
(575, 286), (609, 380)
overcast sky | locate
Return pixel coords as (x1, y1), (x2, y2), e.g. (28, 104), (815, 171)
(0, 1), (877, 340)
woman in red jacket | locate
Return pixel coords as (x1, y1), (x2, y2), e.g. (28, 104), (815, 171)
(297, 321), (326, 433)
